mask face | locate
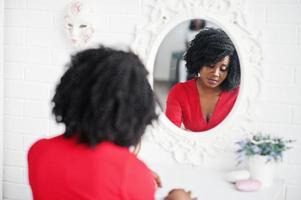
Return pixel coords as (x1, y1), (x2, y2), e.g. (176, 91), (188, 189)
(64, 1), (95, 48)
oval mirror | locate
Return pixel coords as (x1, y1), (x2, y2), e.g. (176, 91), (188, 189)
(131, 0), (262, 165)
(154, 19), (241, 133)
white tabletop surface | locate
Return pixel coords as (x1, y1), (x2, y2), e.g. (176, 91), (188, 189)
(152, 163), (285, 200)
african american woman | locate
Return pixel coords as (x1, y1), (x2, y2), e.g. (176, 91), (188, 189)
(165, 28), (240, 132)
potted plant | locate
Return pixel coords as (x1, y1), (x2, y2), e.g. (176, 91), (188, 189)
(236, 133), (294, 187)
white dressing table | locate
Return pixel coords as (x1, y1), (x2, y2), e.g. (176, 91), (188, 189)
(152, 163), (285, 200)
(139, 142), (285, 200)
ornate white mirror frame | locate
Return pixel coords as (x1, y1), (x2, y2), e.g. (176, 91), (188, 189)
(131, 0), (263, 165)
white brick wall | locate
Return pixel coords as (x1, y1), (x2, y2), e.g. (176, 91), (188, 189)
(2, 0), (301, 199)
(263, 24), (298, 44)
(4, 0), (26, 9)
(245, 0), (301, 198)
(2, 0), (142, 199)
(266, 5), (301, 24)
(286, 185), (301, 200)
(0, 0), (4, 198)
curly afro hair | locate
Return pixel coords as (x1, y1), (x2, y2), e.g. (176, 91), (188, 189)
(52, 46), (158, 147)
(184, 28), (240, 91)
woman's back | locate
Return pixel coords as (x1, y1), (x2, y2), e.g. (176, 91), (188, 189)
(28, 135), (155, 200)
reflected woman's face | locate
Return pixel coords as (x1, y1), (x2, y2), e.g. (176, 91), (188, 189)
(199, 56), (230, 88)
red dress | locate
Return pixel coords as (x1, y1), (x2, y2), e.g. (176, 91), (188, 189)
(165, 79), (239, 132)
(28, 135), (155, 200)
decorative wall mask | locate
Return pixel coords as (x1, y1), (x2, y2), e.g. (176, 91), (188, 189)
(64, 0), (95, 48)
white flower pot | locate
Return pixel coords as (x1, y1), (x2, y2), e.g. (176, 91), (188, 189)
(248, 155), (276, 187)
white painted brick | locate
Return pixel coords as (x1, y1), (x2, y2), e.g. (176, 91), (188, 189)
(27, 0), (53, 10)
(262, 25), (297, 44)
(263, 85), (301, 105)
(51, 0), (70, 11)
(24, 167), (30, 185)
(25, 10), (53, 28)
(52, 11), (64, 30)
(94, 32), (133, 46)
(4, 62), (25, 80)
(25, 47), (51, 64)
(267, 5), (301, 24)
(4, 46), (28, 62)
(292, 106), (301, 124)
(24, 65), (63, 83)
(245, 5), (266, 22)
(3, 167), (25, 184)
(141, 0), (153, 19)
(51, 30), (71, 50)
(295, 68), (301, 84)
(93, 16), (110, 32)
(268, 0), (298, 3)
(110, 16), (140, 34)
(28, 186), (34, 200)
(4, 150), (26, 167)
(4, 116), (49, 135)
(4, 9), (26, 27)
(245, 0), (267, 4)
(4, 80), (51, 100)
(255, 103), (291, 123)
(96, 0), (140, 15)
(23, 135), (45, 152)
(265, 65), (294, 84)
(48, 14), (71, 49)
(25, 28), (53, 47)
(298, 27), (301, 44)
(277, 164), (301, 184)
(286, 185), (301, 200)
(4, 99), (23, 116)
(49, 86), (56, 105)
(4, 27), (25, 45)
(51, 50), (70, 66)
(5, 46), (51, 66)
(4, 0), (26, 9)
(49, 119), (65, 136)
(288, 146), (301, 165)
(7, 47), (51, 65)
(23, 100), (50, 118)
(264, 44), (301, 65)
(3, 182), (32, 200)
(4, 133), (23, 150)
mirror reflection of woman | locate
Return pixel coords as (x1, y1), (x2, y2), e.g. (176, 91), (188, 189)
(165, 28), (240, 132)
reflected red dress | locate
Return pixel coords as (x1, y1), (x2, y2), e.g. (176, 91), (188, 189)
(28, 135), (155, 200)
(165, 79), (239, 132)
